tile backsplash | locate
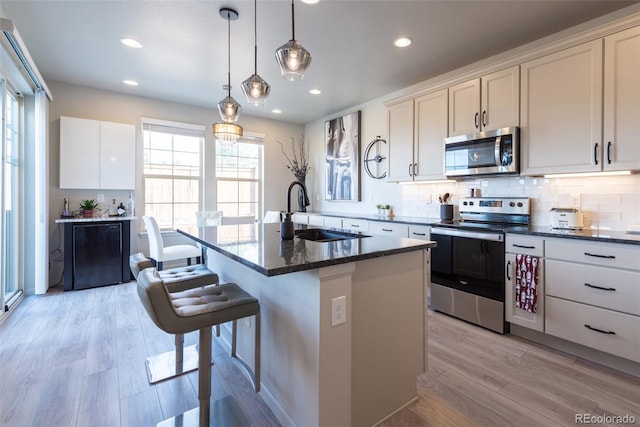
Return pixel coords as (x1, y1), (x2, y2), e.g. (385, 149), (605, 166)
(400, 174), (640, 230)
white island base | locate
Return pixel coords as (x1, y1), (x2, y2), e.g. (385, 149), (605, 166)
(207, 249), (428, 427)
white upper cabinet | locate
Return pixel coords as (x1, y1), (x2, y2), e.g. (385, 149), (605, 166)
(414, 90), (448, 181)
(603, 26), (640, 171)
(448, 66), (520, 136)
(60, 117), (100, 189)
(60, 116), (136, 190)
(520, 40), (604, 175)
(387, 89), (448, 182)
(387, 99), (415, 181)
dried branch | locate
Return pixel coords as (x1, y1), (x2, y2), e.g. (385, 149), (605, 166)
(276, 134), (311, 182)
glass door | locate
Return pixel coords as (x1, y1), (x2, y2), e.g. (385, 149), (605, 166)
(1, 81), (22, 311)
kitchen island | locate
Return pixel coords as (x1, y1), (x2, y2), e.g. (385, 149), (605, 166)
(179, 223), (435, 427)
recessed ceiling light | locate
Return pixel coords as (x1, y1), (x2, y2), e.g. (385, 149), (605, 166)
(123, 80), (139, 86)
(272, 109), (282, 114)
(121, 38), (143, 48)
(394, 37), (412, 48)
(309, 89), (321, 95)
(301, 0), (319, 4)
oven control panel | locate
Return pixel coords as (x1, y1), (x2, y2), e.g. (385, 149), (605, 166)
(459, 197), (530, 215)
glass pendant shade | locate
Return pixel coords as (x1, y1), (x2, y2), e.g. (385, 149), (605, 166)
(242, 74), (271, 106)
(275, 0), (312, 81)
(213, 122), (243, 144)
(217, 94), (242, 122)
(242, 0), (271, 105)
(275, 39), (312, 81)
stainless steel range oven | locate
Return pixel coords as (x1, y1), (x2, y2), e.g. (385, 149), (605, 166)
(430, 197), (530, 333)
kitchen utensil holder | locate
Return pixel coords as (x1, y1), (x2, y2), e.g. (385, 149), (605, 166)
(440, 204), (454, 221)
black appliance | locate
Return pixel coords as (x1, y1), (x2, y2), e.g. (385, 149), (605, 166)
(444, 127), (519, 178)
(72, 223), (123, 290)
(430, 197), (530, 333)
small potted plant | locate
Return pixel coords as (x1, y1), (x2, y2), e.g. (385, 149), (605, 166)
(79, 199), (99, 218)
(376, 204), (384, 216)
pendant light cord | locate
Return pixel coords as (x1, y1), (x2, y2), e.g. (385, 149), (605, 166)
(254, 0), (258, 73)
(291, 0), (295, 40)
(226, 11), (231, 97)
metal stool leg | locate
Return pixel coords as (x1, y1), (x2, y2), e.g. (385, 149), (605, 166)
(145, 333), (201, 384)
(198, 326), (212, 427)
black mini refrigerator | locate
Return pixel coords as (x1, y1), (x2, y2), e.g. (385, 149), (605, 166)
(72, 223), (123, 290)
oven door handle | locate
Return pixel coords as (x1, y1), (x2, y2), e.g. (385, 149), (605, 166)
(430, 227), (504, 242)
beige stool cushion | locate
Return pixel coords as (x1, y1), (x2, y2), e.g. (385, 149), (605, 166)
(137, 268), (259, 335)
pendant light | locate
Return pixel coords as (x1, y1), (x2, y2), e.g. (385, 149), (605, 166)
(275, 0), (312, 81)
(213, 7), (243, 143)
(241, 0), (271, 106)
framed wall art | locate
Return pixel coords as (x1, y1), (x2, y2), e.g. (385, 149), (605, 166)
(325, 110), (360, 201)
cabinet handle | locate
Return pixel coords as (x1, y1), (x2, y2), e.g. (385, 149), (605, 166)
(513, 244), (535, 249)
(482, 110), (487, 127)
(593, 142), (599, 165)
(607, 141), (612, 164)
(408, 164), (413, 177)
(584, 283), (616, 292)
(412, 232), (426, 236)
(506, 260), (512, 281)
(584, 324), (616, 335)
(382, 228), (393, 232)
(350, 224), (360, 228)
(584, 252), (615, 259)
(474, 112), (479, 129)
(413, 163), (418, 176)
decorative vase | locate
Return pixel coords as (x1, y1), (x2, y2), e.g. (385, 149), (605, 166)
(297, 178), (307, 212)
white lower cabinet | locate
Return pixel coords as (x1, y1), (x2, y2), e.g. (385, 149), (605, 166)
(505, 235), (545, 332)
(341, 218), (369, 233)
(368, 221), (408, 237)
(545, 296), (640, 363)
(408, 225), (430, 240)
(323, 216), (343, 229)
(292, 213), (309, 224)
(544, 238), (640, 362)
(308, 215), (324, 227)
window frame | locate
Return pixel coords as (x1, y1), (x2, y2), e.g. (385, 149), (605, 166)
(141, 118), (205, 232)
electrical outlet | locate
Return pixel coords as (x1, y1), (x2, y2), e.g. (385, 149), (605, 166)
(96, 193), (104, 203)
(331, 295), (346, 327)
(570, 193), (581, 208)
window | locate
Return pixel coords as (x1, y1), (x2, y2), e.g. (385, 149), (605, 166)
(216, 138), (263, 243)
(216, 140), (262, 217)
(143, 120), (204, 234)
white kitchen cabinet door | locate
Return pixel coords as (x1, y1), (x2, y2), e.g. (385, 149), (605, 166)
(481, 66), (520, 132)
(99, 121), (136, 189)
(387, 99), (414, 182)
(408, 225), (430, 240)
(604, 26), (640, 171)
(448, 78), (480, 136)
(60, 116), (100, 189)
(368, 221), (408, 237)
(414, 90), (448, 181)
(520, 40), (603, 175)
(341, 218), (369, 233)
(323, 216), (343, 229)
(308, 215), (324, 227)
(505, 252), (545, 332)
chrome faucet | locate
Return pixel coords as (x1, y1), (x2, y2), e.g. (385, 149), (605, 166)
(281, 180), (310, 240)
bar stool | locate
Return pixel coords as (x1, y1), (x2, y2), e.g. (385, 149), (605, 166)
(130, 253), (219, 383)
(136, 268), (260, 426)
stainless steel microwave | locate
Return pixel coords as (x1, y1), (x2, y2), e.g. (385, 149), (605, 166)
(444, 127), (519, 178)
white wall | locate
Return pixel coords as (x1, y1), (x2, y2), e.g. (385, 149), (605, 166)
(47, 81), (303, 287)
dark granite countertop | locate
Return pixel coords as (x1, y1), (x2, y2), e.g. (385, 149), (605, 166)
(178, 223), (436, 277)
(300, 211), (640, 245)
(54, 216), (137, 223)
(507, 226), (640, 246)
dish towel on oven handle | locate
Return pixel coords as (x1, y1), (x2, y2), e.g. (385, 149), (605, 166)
(515, 254), (539, 313)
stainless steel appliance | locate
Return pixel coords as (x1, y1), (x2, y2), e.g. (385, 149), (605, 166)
(444, 127), (519, 178)
(430, 197), (530, 333)
(550, 207), (584, 230)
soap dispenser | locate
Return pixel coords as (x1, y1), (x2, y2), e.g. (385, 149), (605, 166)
(281, 213), (294, 240)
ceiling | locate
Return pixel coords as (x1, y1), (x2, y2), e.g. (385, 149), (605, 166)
(1, 1), (637, 124)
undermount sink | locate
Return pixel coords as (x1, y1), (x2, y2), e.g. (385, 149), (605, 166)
(295, 228), (369, 243)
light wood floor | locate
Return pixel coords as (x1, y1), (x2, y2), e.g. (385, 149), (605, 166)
(1, 281), (638, 427)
